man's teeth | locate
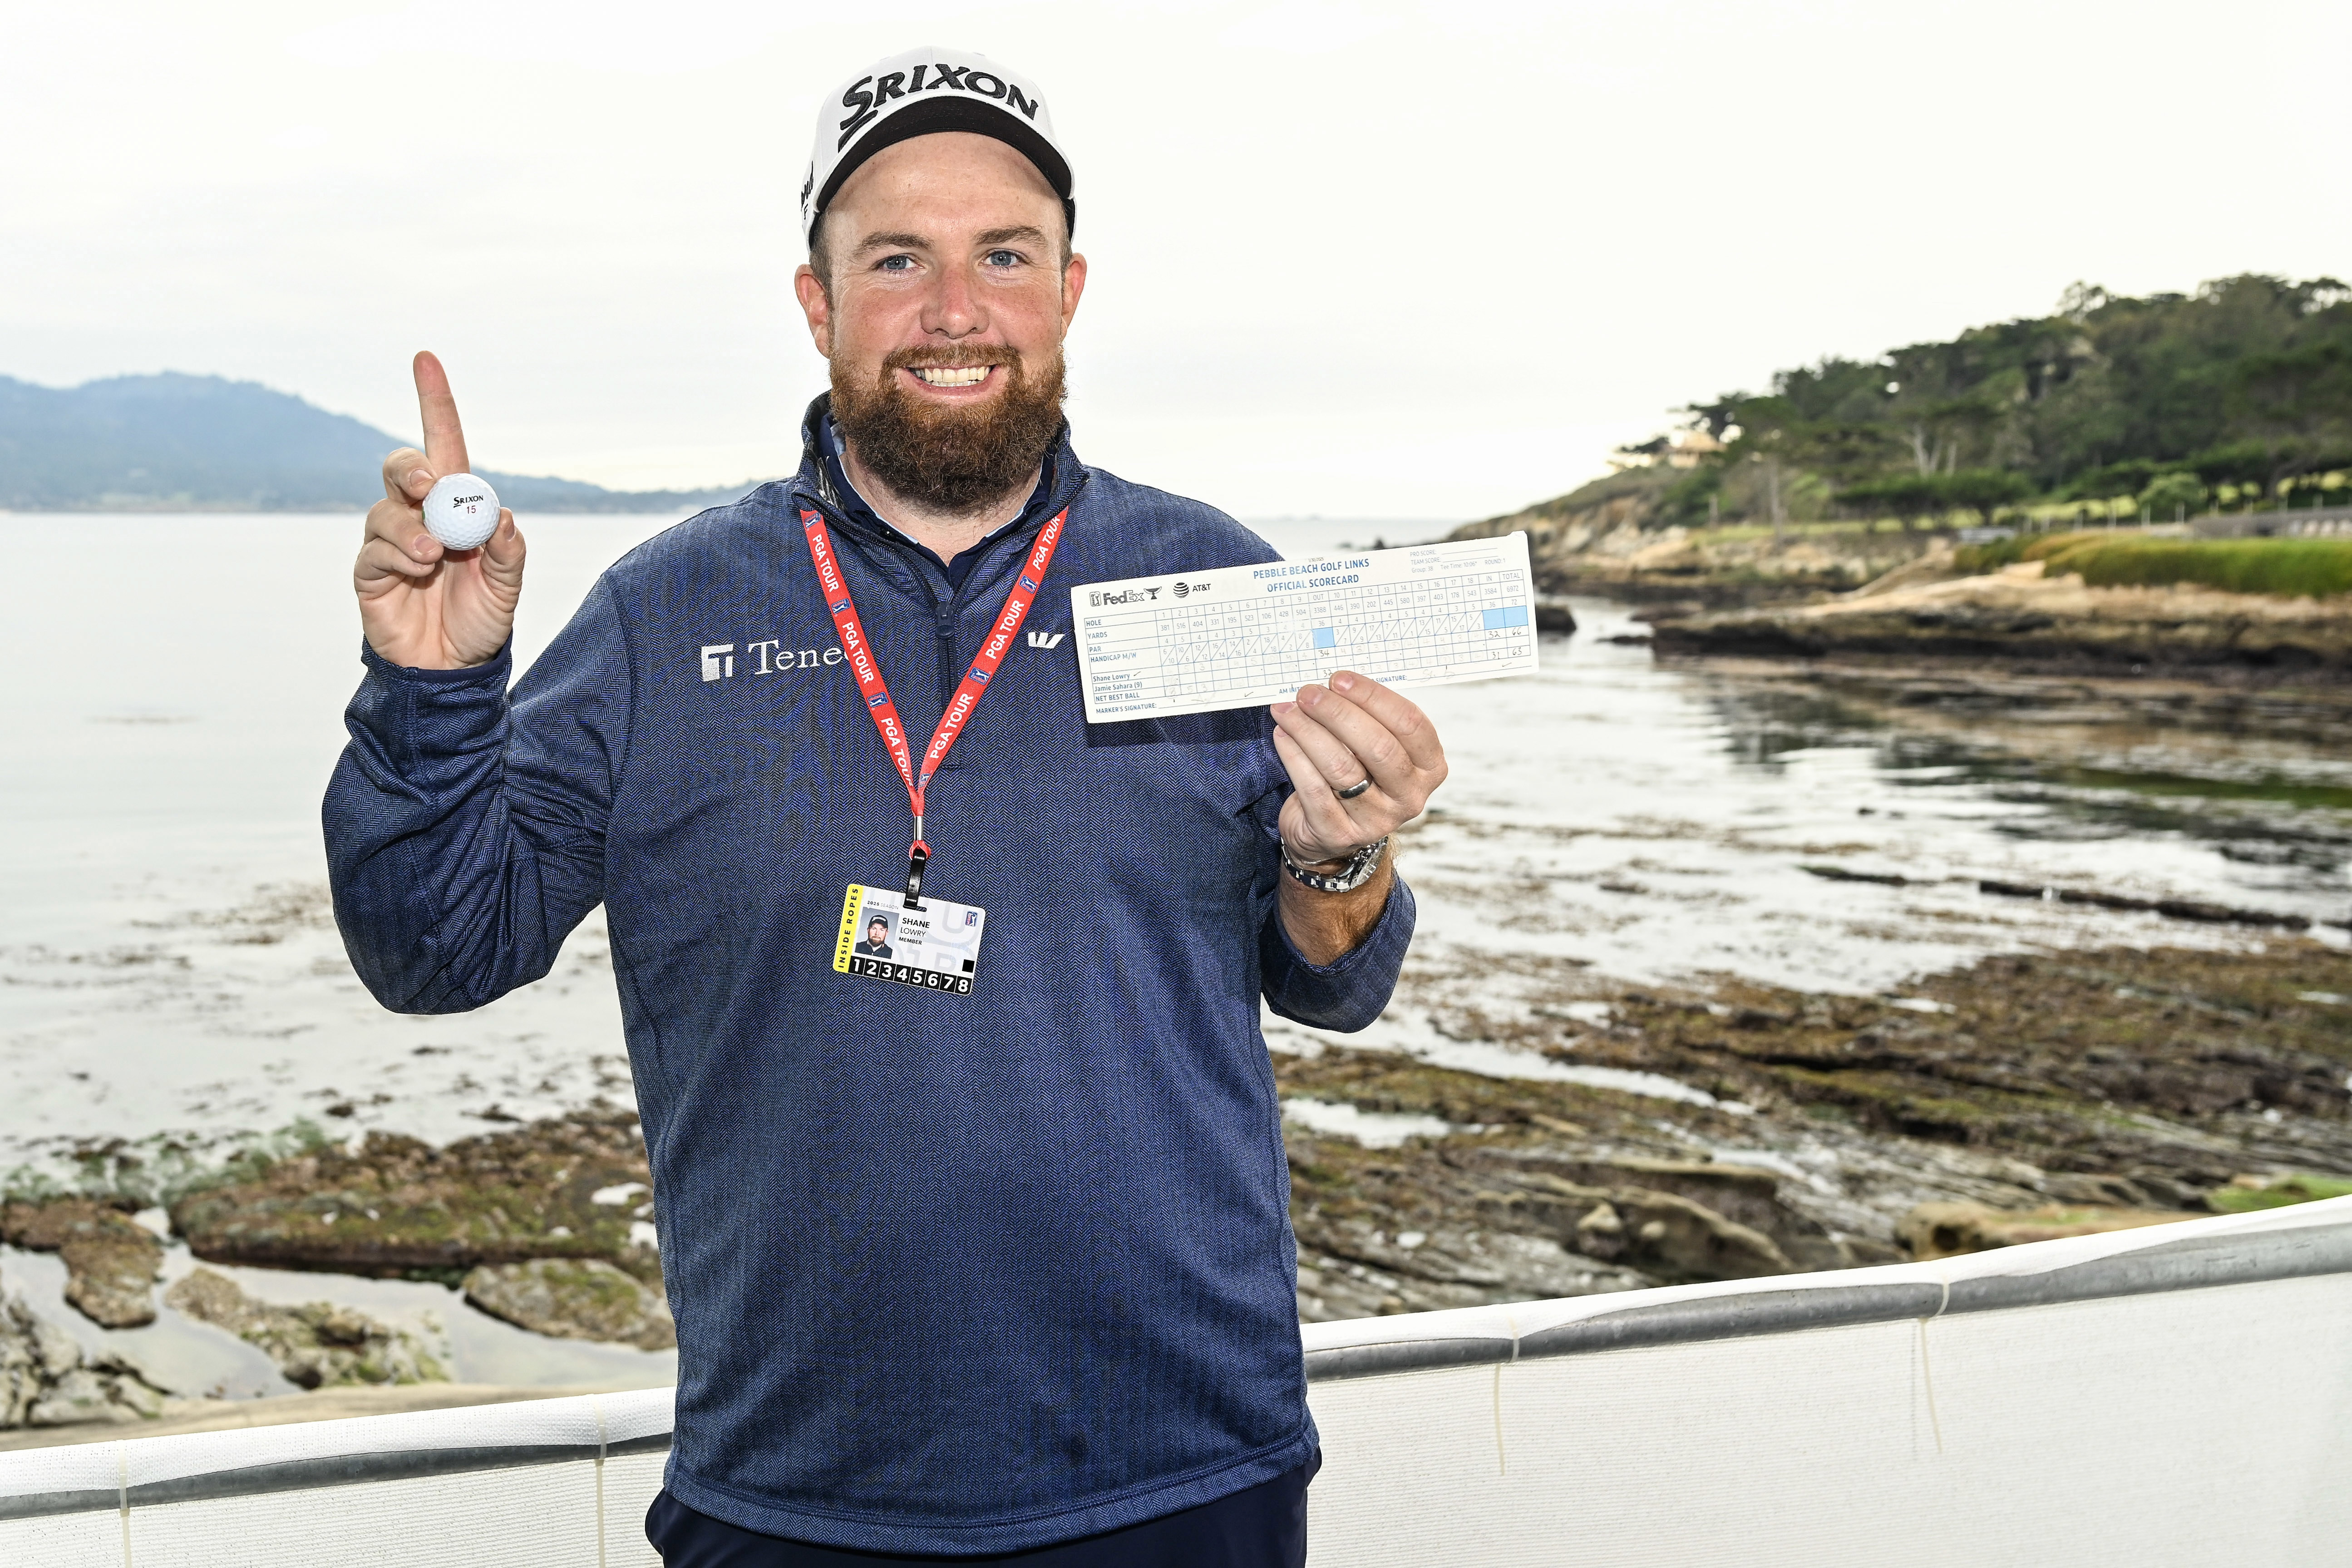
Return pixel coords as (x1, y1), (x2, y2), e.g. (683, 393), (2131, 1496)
(912, 366), (992, 386)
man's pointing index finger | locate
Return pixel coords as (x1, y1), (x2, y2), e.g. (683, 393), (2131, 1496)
(412, 350), (471, 479)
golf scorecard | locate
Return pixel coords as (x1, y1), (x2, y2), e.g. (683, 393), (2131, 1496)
(1072, 533), (1540, 722)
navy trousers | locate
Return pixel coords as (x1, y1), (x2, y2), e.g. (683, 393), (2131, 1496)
(646, 1454), (1317, 1566)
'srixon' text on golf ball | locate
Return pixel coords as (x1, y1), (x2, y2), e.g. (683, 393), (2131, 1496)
(423, 474), (501, 550)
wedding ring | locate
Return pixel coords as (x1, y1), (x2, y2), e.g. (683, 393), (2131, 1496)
(1335, 777), (1373, 800)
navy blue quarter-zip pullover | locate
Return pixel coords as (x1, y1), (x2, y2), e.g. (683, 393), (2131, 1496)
(324, 399), (1414, 1555)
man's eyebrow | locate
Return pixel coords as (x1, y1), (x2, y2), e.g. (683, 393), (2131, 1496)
(851, 230), (930, 256)
(975, 226), (1050, 249)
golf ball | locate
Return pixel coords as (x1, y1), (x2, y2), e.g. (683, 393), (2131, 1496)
(423, 473), (501, 550)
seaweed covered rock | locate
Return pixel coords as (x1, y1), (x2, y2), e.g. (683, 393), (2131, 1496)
(164, 1267), (448, 1390)
(0, 1285), (168, 1428)
(463, 1259), (675, 1351)
(1276, 940), (2352, 1320)
(0, 1198), (164, 1328)
(168, 1109), (659, 1282)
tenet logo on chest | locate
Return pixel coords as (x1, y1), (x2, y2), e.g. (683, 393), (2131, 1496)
(700, 640), (848, 682)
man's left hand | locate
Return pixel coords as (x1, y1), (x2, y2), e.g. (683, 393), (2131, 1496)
(1270, 671), (1448, 867)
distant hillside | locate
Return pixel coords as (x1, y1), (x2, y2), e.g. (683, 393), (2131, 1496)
(1468, 274), (2352, 535)
(0, 372), (767, 513)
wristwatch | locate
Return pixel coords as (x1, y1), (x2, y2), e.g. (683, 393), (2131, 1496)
(1280, 837), (1390, 894)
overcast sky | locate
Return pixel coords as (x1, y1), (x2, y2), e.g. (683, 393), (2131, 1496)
(6, 0), (2348, 520)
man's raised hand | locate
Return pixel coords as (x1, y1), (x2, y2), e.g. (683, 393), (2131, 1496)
(354, 352), (524, 669)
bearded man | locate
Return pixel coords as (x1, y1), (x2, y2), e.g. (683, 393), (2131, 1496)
(328, 46), (1447, 1568)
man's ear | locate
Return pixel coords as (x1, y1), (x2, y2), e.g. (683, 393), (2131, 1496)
(794, 264), (834, 358)
(1060, 252), (1089, 335)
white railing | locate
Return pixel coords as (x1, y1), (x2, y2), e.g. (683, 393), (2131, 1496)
(5, 1196), (2349, 1567)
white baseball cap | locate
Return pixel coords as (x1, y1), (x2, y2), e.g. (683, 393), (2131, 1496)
(800, 47), (1075, 247)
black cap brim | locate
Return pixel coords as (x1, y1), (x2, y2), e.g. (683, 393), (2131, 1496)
(812, 96), (1075, 244)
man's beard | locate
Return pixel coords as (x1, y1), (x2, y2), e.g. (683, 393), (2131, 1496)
(829, 344), (1067, 515)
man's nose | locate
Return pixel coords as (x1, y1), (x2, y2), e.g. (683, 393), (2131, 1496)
(922, 261), (986, 337)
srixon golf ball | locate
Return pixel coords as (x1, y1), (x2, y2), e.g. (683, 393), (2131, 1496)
(422, 473), (501, 550)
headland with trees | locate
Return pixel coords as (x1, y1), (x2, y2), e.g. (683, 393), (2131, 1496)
(1458, 274), (2352, 671)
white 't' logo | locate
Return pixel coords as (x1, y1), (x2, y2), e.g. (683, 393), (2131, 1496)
(1026, 631), (1065, 649)
(700, 644), (735, 681)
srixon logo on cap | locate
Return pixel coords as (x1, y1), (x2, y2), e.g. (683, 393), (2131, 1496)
(837, 62), (1042, 149)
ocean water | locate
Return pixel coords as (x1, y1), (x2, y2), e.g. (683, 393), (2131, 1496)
(3, 512), (2346, 1178)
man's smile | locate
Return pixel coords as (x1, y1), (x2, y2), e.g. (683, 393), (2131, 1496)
(907, 364), (997, 389)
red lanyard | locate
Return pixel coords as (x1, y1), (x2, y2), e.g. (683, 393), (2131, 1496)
(800, 506), (1068, 907)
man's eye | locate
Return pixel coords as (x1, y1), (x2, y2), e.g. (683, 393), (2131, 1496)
(879, 255), (915, 271)
(985, 250), (1022, 268)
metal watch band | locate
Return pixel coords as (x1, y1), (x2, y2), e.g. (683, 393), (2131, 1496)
(1279, 836), (1390, 894)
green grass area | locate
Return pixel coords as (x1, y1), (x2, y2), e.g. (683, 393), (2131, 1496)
(2208, 1174), (2352, 1213)
(1956, 531), (2352, 597)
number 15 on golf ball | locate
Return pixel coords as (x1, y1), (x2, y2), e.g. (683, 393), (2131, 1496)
(423, 474), (502, 550)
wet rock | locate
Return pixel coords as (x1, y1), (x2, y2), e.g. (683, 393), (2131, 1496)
(1899, 1201), (2192, 1261)
(0, 1199), (164, 1328)
(1650, 566), (2352, 675)
(1295, 1215), (1650, 1322)
(168, 1108), (660, 1284)
(1574, 1202), (1626, 1260)
(1524, 944), (2352, 1157)
(1276, 940), (2352, 1318)
(1469, 1167), (1796, 1283)
(2043, 1172), (2171, 1208)
(0, 1283), (168, 1428)
(164, 1268), (448, 1390)
(1977, 878), (2309, 932)
(1485, 1153), (1820, 1257)
(463, 1260), (675, 1351)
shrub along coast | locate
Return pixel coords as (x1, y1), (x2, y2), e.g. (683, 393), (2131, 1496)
(1617, 273), (2352, 535)
(1463, 275), (2352, 673)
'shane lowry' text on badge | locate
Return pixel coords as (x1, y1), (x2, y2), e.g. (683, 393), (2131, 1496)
(1072, 534), (1539, 722)
(833, 883), (986, 996)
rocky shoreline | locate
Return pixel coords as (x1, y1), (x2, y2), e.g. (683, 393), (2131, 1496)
(0, 1107), (674, 1427)
(1284, 940), (2352, 1319)
(1455, 509), (1938, 611)
(1444, 493), (2352, 678)
(3, 940), (2345, 1423)
(1652, 560), (2352, 678)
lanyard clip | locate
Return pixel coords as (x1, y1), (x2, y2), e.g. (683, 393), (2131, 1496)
(904, 841), (931, 909)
